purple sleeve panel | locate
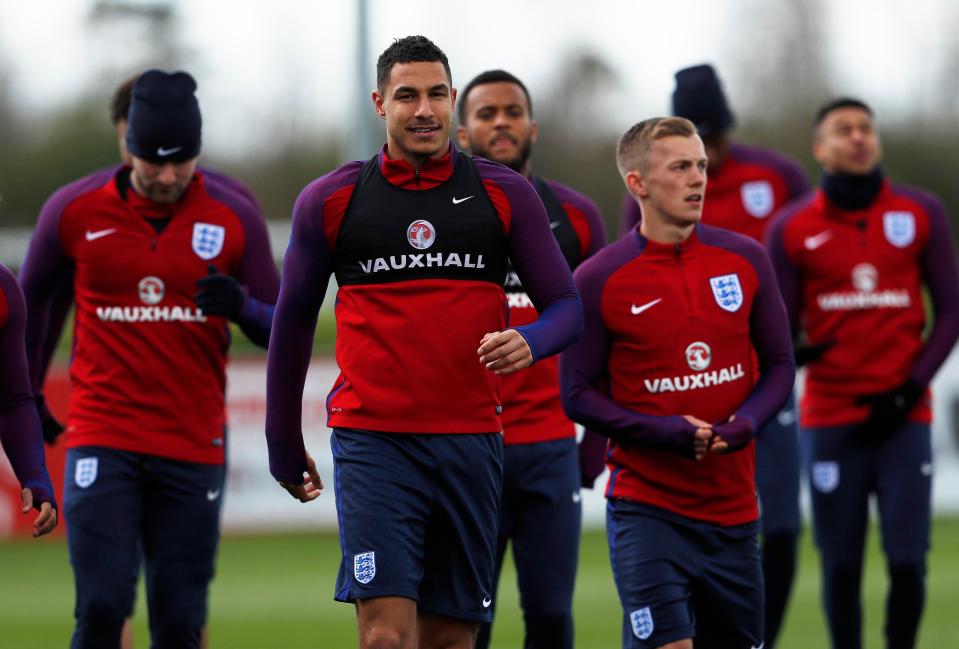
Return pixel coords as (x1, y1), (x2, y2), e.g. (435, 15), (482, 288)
(477, 160), (582, 362)
(559, 235), (700, 454)
(619, 192), (642, 237)
(545, 179), (609, 257)
(265, 163), (362, 484)
(206, 177), (279, 348)
(39, 276), (74, 379)
(700, 226), (796, 430)
(20, 170), (112, 394)
(730, 142), (811, 201)
(898, 185), (959, 386)
(764, 197), (813, 335)
(0, 266), (56, 510)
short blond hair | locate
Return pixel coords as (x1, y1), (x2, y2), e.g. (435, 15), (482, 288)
(616, 117), (697, 177)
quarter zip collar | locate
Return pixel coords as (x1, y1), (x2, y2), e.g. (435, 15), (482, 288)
(814, 176), (893, 226)
(633, 225), (701, 262)
(378, 142), (456, 190)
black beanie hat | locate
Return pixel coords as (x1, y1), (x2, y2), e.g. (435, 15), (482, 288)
(671, 64), (735, 137)
(126, 69), (202, 163)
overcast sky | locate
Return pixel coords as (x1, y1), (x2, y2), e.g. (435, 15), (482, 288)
(1, 0), (955, 157)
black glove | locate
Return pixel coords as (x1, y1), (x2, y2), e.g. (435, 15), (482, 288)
(578, 429), (608, 489)
(195, 264), (245, 319)
(794, 340), (835, 367)
(36, 395), (64, 445)
(853, 379), (924, 445)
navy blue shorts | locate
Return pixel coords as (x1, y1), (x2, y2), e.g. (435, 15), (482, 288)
(331, 428), (503, 623)
(806, 421), (932, 567)
(606, 499), (763, 649)
(64, 446), (224, 649)
(477, 436), (581, 649)
(755, 393), (801, 537)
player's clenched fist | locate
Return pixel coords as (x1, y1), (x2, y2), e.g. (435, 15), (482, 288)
(478, 330), (533, 375)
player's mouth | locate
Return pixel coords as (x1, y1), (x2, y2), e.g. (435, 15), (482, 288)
(685, 193), (703, 205)
(408, 124), (441, 139)
(490, 134), (517, 148)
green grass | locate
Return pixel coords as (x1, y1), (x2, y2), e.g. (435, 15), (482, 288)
(1, 520), (957, 648)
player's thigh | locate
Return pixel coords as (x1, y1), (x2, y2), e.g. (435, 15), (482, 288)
(331, 428), (434, 604)
(356, 596), (417, 649)
(419, 432), (503, 624)
(606, 500), (696, 649)
(755, 394), (801, 537)
(695, 522), (764, 649)
(64, 447), (144, 600)
(876, 421), (932, 564)
(806, 425), (871, 565)
(510, 437), (582, 610)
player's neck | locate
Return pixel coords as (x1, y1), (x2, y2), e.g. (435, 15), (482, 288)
(385, 139), (451, 170)
(640, 211), (696, 244)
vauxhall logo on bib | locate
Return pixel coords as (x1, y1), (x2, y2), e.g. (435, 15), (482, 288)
(357, 219), (487, 274)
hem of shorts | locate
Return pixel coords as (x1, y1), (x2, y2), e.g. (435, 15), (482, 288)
(333, 587), (420, 605)
(418, 600), (492, 624)
(65, 434), (225, 465)
(635, 626), (694, 649)
(328, 415), (502, 434)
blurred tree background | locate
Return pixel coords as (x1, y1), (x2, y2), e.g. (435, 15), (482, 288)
(3, 0), (959, 242)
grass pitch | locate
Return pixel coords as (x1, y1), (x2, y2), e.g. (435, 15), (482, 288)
(1, 519), (957, 648)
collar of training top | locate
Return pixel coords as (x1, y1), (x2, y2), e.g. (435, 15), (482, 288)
(377, 141), (455, 189)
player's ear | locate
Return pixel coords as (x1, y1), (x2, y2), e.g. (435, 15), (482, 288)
(625, 169), (648, 199)
(456, 125), (469, 150)
(529, 119), (538, 145)
(372, 90), (386, 120)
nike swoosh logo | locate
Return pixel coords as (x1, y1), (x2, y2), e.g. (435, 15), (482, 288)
(549, 221), (561, 230)
(206, 489), (221, 501)
(751, 644), (764, 649)
(452, 195), (475, 205)
(482, 597), (492, 608)
(85, 228), (118, 241)
(631, 298), (662, 315)
(572, 491), (582, 503)
(157, 146), (183, 157)
(804, 230), (833, 250)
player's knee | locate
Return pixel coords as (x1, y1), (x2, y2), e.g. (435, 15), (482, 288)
(362, 625), (412, 649)
(417, 625), (476, 649)
(76, 590), (127, 631)
(523, 609), (573, 641)
(888, 561), (925, 587)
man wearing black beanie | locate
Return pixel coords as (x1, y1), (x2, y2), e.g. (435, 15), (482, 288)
(620, 64), (810, 649)
(20, 68), (279, 649)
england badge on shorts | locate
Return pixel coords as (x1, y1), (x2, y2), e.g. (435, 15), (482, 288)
(354, 551), (376, 585)
(740, 180), (775, 218)
(192, 222), (226, 260)
(630, 607), (654, 640)
(883, 211), (915, 248)
(75, 457), (98, 489)
(709, 273), (744, 312)
(812, 461), (840, 493)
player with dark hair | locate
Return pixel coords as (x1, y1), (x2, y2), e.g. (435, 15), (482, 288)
(766, 97), (959, 649)
(562, 116), (795, 649)
(0, 264), (57, 538)
(456, 68), (606, 649)
(21, 69), (279, 649)
(266, 36), (582, 649)
(621, 65), (809, 648)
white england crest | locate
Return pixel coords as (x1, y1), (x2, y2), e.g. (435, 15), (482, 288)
(740, 180), (775, 218)
(75, 457), (98, 489)
(354, 551), (376, 584)
(192, 223), (226, 260)
(883, 211), (915, 248)
(812, 461), (839, 494)
(709, 273), (744, 312)
(630, 607), (654, 640)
